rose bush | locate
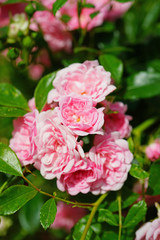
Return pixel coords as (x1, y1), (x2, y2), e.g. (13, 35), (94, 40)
(0, 0), (160, 239)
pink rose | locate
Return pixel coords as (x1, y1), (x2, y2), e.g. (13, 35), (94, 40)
(34, 109), (83, 179)
(47, 60), (116, 104)
(9, 110), (38, 166)
(89, 132), (133, 194)
(146, 139), (160, 161)
(57, 158), (100, 195)
(105, 1), (132, 21)
(51, 201), (87, 232)
(30, 11), (72, 52)
(135, 218), (160, 240)
(41, 0), (110, 31)
(104, 101), (132, 138)
(57, 95), (104, 136)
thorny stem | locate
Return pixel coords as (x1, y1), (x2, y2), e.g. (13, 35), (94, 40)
(22, 175), (95, 209)
(117, 191), (122, 240)
(80, 193), (108, 240)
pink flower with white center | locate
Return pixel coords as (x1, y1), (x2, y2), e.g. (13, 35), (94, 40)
(104, 101), (132, 138)
(89, 132), (133, 194)
(30, 11), (72, 52)
(34, 109), (83, 180)
(9, 109), (38, 166)
(51, 202), (87, 232)
(0, 3), (26, 28)
(47, 60), (116, 104)
(105, 1), (132, 21)
(57, 158), (100, 195)
(146, 139), (160, 161)
(135, 218), (160, 240)
(57, 95), (104, 136)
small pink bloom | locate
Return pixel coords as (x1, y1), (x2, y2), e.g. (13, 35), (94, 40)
(57, 158), (100, 195)
(89, 132), (133, 194)
(57, 95), (104, 136)
(34, 109), (83, 179)
(48, 60), (116, 104)
(30, 11), (72, 52)
(104, 101), (132, 138)
(51, 201), (87, 232)
(105, 1), (132, 21)
(135, 218), (160, 240)
(146, 139), (160, 161)
(9, 110), (38, 166)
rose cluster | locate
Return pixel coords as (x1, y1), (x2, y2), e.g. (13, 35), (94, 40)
(10, 60), (133, 195)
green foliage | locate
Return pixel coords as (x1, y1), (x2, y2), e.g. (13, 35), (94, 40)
(0, 83), (29, 111)
(7, 48), (19, 60)
(34, 72), (56, 112)
(124, 72), (160, 99)
(40, 198), (57, 230)
(98, 209), (118, 226)
(0, 143), (23, 176)
(19, 194), (43, 233)
(0, 185), (37, 215)
(0, 106), (27, 117)
(130, 163), (149, 180)
(52, 0), (67, 15)
(106, 187), (139, 212)
(72, 220), (93, 240)
(148, 160), (160, 195)
(99, 54), (123, 85)
(123, 201), (147, 228)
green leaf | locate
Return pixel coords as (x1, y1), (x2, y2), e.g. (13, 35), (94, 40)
(34, 72), (56, 112)
(0, 106), (27, 117)
(52, 0), (67, 15)
(98, 209), (118, 226)
(83, 3), (95, 8)
(0, 83), (28, 110)
(124, 72), (160, 99)
(0, 143), (23, 177)
(61, 14), (71, 23)
(148, 59), (160, 73)
(99, 54), (123, 85)
(107, 186), (139, 212)
(19, 194), (43, 233)
(127, 137), (134, 152)
(73, 221), (93, 240)
(102, 231), (118, 240)
(148, 160), (160, 195)
(3, 0), (24, 3)
(40, 198), (57, 230)
(0, 185), (37, 215)
(123, 201), (147, 228)
(90, 11), (100, 19)
(91, 223), (101, 235)
(130, 163), (149, 180)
